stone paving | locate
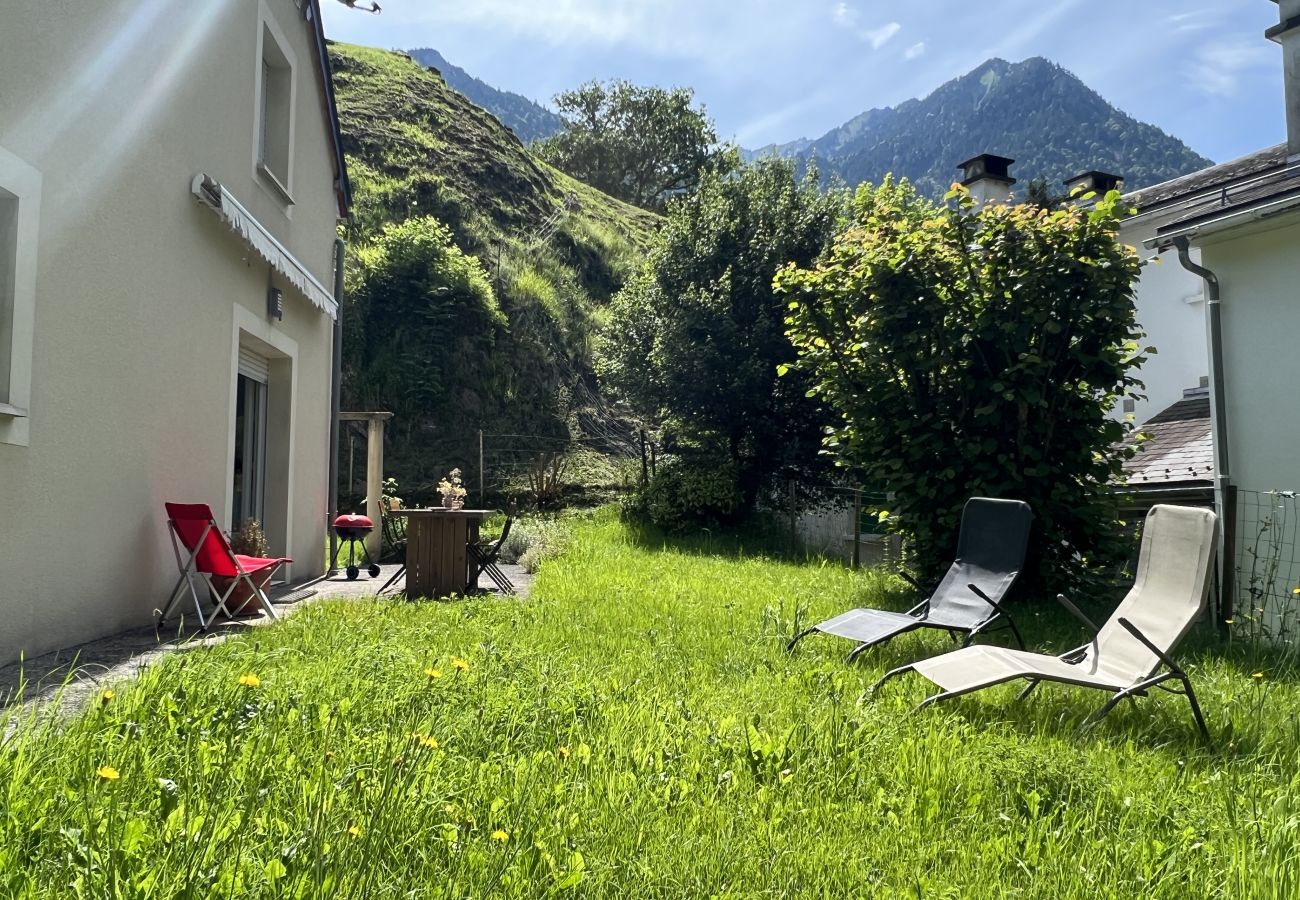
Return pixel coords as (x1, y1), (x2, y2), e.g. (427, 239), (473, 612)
(0, 562), (532, 717)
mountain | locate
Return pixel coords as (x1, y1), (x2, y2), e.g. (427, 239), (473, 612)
(407, 47), (564, 145)
(752, 57), (1213, 197)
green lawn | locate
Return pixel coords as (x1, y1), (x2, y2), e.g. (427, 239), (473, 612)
(3, 509), (1297, 897)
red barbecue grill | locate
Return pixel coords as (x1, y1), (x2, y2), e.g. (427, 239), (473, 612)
(332, 514), (382, 580)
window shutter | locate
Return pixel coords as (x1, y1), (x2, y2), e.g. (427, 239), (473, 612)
(238, 347), (270, 384)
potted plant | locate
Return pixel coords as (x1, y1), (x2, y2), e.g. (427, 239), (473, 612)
(437, 468), (467, 509)
(380, 476), (403, 513)
(212, 518), (274, 615)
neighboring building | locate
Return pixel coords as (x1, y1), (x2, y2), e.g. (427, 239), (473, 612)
(0, 1), (349, 662)
(1140, 0), (1300, 622)
(1120, 385), (1214, 514)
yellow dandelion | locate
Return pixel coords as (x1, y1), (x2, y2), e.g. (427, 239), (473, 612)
(421, 736), (439, 749)
(424, 667), (444, 679)
(1253, 672), (1265, 680)
(452, 657), (470, 673)
(348, 825), (362, 837)
(444, 803), (458, 816)
(1293, 587), (1300, 595)
(1224, 619), (1234, 625)
(238, 673), (261, 688)
(99, 690), (115, 704)
(490, 829), (509, 843)
(96, 765), (120, 781)
(557, 745), (571, 759)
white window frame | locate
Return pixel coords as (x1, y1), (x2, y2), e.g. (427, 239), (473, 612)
(253, 2), (298, 207)
(0, 144), (41, 448)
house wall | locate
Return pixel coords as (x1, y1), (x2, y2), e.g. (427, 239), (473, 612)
(0, 1), (341, 663)
(1204, 217), (1300, 494)
(1117, 217), (1209, 426)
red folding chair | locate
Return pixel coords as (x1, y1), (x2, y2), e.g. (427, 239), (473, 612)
(159, 502), (290, 629)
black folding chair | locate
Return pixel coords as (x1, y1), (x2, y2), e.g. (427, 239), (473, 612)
(787, 497), (1033, 663)
(469, 517), (515, 594)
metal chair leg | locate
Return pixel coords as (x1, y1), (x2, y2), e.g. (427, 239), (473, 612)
(1180, 673), (1212, 741)
(785, 626), (819, 653)
(870, 663), (915, 696)
(377, 565), (405, 594)
(1016, 679), (1040, 702)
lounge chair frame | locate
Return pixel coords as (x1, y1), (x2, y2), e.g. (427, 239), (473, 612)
(787, 497), (1032, 663)
(872, 504), (1216, 740)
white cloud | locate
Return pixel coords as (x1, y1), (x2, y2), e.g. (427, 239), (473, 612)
(832, 2), (858, 27)
(1171, 9), (1220, 32)
(1187, 39), (1274, 97)
(904, 41), (926, 60)
(862, 21), (901, 49)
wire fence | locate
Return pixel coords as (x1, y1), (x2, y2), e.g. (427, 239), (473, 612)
(1228, 488), (1300, 649)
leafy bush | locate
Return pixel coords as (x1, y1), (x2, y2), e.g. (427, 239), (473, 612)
(623, 457), (744, 533)
(778, 178), (1146, 594)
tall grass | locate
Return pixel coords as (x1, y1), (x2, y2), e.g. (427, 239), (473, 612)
(1, 509), (1298, 896)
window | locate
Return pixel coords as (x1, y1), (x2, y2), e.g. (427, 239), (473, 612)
(0, 144), (40, 446)
(256, 15), (295, 202)
(0, 188), (17, 405)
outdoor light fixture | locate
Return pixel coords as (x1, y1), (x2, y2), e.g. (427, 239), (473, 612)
(267, 286), (284, 321)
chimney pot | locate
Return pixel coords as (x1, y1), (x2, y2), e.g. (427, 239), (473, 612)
(1268, 0), (1300, 159)
(956, 153), (1016, 206)
(1063, 170), (1124, 198)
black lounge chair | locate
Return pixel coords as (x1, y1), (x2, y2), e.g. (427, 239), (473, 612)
(787, 497), (1033, 663)
(469, 517), (515, 594)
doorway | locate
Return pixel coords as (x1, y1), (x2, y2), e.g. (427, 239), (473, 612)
(232, 355), (269, 531)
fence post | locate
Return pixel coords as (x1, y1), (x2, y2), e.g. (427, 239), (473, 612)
(1219, 484), (1238, 637)
(639, 429), (648, 486)
(788, 479), (797, 546)
(852, 488), (862, 570)
(478, 430), (485, 503)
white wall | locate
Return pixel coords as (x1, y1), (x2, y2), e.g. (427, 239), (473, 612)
(0, 1), (341, 663)
(1118, 216), (1209, 425)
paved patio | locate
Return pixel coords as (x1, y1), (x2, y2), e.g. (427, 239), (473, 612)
(0, 562), (532, 717)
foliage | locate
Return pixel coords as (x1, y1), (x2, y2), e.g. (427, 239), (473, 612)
(597, 158), (846, 506)
(5, 513), (1300, 895)
(622, 456), (744, 533)
(344, 217), (504, 442)
(228, 519), (269, 557)
(754, 57), (1212, 198)
(407, 48), (564, 145)
(777, 178), (1146, 593)
(534, 79), (738, 211)
(329, 44), (660, 502)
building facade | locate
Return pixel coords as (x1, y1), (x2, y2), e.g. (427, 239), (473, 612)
(0, 1), (348, 662)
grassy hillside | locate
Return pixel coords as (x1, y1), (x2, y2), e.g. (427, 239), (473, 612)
(327, 43), (660, 505)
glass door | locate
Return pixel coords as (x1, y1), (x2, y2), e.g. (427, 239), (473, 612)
(232, 372), (268, 530)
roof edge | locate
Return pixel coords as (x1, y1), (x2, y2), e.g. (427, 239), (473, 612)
(307, 0), (352, 219)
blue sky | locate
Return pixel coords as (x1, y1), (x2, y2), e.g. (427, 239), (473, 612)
(320, 1), (1283, 164)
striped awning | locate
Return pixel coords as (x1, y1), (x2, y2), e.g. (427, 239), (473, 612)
(191, 173), (338, 319)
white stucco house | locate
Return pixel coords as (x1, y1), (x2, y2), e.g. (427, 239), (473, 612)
(0, 1), (350, 663)
(1138, 0), (1300, 625)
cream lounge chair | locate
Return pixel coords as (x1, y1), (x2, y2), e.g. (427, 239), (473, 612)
(872, 504), (1218, 739)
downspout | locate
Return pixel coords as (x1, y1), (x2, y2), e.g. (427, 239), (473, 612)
(1173, 237), (1228, 483)
(1173, 235), (1231, 632)
(327, 237), (345, 575)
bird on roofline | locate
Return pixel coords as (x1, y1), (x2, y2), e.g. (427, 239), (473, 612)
(336, 0), (381, 12)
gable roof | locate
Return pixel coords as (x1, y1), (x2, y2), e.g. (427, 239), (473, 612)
(305, 0), (352, 218)
(1123, 396), (1213, 488)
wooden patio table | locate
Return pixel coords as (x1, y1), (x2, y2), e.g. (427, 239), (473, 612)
(393, 508), (492, 598)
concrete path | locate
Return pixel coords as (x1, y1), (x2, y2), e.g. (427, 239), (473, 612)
(0, 562), (532, 717)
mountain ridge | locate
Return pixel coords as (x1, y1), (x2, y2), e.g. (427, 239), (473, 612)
(748, 56), (1213, 196)
(407, 47), (564, 145)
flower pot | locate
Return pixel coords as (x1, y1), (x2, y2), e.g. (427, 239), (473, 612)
(442, 495), (457, 509)
(210, 570), (273, 616)
(452, 498), (465, 510)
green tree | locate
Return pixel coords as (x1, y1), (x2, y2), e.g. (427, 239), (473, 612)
(597, 158), (846, 507)
(776, 179), (1146, 593)
(535, 79), (737, 211)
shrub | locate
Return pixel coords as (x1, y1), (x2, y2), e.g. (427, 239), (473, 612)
(778, 178), (1146, 594)
(624, 457), (744, 533)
